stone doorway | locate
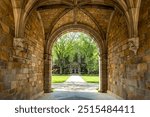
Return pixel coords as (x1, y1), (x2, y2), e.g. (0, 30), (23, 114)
(44, 27), (108, 94)
(51, 32), (100, 94)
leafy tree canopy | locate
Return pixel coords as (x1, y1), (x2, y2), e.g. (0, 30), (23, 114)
(52, 32), (99, 74)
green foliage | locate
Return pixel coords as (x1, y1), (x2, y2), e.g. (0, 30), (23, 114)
(52, 75), (69, 83)
(52, 32), (99, 74)
(81, 75), (99, 83)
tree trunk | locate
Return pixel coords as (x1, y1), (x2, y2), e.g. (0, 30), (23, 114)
(60, 66), (63, 74)
(70, 66), (72, 74)
(78, 66), (81, 74)
(87, 68), (90, 74)
(78, 52), (81, 74)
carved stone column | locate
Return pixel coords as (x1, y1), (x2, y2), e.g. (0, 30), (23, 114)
(99, 53), (108, 93)
(13, 38), (28, 59)
(44, 53), (52, 93)
(128, 37), (139, 55)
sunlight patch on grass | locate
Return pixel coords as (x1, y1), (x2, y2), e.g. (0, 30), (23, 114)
(52, 75), (69, 83)
(81, 75), (99, 83)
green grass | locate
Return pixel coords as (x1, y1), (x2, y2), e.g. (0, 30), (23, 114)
(52, 75), (69, 83)
(81, 75), (99, 83)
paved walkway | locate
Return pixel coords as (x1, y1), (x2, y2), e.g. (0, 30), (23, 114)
(38, 75), (117, 100)
(52, 76), (99, 92)
(66, 75), (85, 82)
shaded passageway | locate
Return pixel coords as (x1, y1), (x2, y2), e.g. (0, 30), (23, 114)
(0, 0), (149, 100)
(38, 76), (117, 100)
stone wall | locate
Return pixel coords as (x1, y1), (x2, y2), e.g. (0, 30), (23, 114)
(0, 3), (44, 99)
(24, 11), (45, 99)
(107, 4), (150, 99)
(138, 0), (150, 99)
(107, 10), (129, 99)
(0, 0), (15, 99)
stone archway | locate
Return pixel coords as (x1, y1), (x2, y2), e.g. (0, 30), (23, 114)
(44, 23), (108, 93)
(2, 0), (149, 100)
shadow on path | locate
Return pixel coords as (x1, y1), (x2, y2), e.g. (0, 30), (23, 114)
(38, 75), (117, 100)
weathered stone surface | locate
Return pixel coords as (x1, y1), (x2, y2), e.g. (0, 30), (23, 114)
(137, 63), (148, 72)
(0, 83), (4, 92)
(11, 81), (17, 89)
(146, 81), (150, 90)
(0, 21), (10, 33)
(143, 55), (150, 63)
(145, 72), (150, 80)
(107, 0), (150, 100)
(126, 86), (136, 100)
(135, 89), (145, 100)
(145, 90), (150, 99)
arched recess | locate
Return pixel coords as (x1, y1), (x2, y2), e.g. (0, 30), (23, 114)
(44, 23), (108, 93)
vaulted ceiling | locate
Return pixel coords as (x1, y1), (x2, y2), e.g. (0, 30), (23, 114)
(37, 0), (114, 36)
(12, 0), (141, 39)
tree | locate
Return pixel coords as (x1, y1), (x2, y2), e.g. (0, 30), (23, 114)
(78, 33), (99, 74)
(52, 33), (75, 74)
(52, 32), (99, 75)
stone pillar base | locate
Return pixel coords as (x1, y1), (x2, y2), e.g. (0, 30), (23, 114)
(44, 89), (51, 93)
(98, 89), (107, 93)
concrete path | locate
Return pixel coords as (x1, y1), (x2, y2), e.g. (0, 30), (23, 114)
(38, 75), (117, 100)
(53, 75), (98, 92)
(66, 75), (85, 83)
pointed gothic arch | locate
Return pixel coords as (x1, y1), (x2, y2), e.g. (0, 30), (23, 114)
(44, 23), (108, 93)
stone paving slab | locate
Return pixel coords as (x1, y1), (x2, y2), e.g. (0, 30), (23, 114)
(52, 75), (99, 92)
(38, 75), (117, 100)
(39, 91), (117, 100)
(52, 82), (99, 92)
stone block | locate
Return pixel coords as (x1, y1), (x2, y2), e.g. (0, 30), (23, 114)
(22, 68), (29, 74)
(0, 70), (3, 82)
(9, 88), (17, 95)
(137, 63), (148, 72)
(0, 83), (4, 92)
(145, 72), (150, 80)
(145, 90), (150, 99)
(31, 82), (35, 87)
(126, 79), (138, 87)
(122, 44), (128, 50)
(121, 89), (127, 99)
(137, 79), (146, 88)
(32, 63), (35, 67)
(148, 63), (150, 71)
(38, 80), (42, 84)
(126, 68), (138, 78)
(7, 62), (14, 69)
(124, 49), (130, 56)
(143, 55), (150, 63)
(135, 89), (145, 100)
(146, 81), (150, 90)
(0, 21), (10, 33)
(126, 86), (136, 99)
(3, 76), (11, 90)
(11, 81), (17, 89)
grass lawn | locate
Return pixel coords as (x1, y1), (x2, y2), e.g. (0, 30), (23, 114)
(81, 75), (99, 83)
(52, 75), (69, 83)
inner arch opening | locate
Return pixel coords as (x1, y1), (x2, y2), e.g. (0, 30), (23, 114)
(44, 24), (108, 97)
(51, 32), (100, 94)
